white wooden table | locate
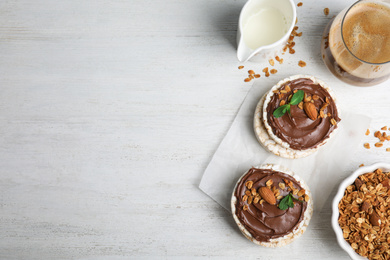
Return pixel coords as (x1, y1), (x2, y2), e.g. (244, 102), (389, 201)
(1, 0), (389, 259)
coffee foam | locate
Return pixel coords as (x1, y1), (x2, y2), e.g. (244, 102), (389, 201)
(342, 2), (390, 64)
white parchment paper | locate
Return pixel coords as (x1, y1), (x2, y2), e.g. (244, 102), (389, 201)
(199, 81), (371, 211)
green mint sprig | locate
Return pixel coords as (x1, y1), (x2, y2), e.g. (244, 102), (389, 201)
(278, 193), (302, 210)
(273, 89), (304, 118)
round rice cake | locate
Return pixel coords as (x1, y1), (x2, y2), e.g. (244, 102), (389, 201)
(231, 164), (313, 247)
(254, 75), (340, 159)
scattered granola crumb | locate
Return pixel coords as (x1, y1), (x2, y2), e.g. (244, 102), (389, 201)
(375, 142), (384, 147)
(244, 78), (251, 82)
(381, 126), (387, 130)
(297, 2), (303, 7)
(238, 65), (244, 69)
(254, 74), (260, 78)
(324, 8), (329, 16)
(364, 143), (370, 149)
(298, 60), (306, 67)
(269, 59), (275, 66)
(262, 67), (270, 77)
(248, 70), (255, 75)
(365, 129), (370, 136)
(275, 56), (284, 64)
(270, 69), (277, 74)
(359, 164), (364, 167)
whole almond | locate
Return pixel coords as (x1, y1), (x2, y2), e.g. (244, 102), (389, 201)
(355, 178), (363, 190)
(361, 200), (371, 212)
(381, 178), (390, 189)
(369, 211), (381, 226)
(258, 187), (276, 205)
(303, 102), (317, 120)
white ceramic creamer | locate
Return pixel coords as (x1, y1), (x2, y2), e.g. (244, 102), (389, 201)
(237, 0), (296, 62)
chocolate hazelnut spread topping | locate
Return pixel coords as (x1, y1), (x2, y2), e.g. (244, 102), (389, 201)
(234, 168), (307, 242)
(266, 78), (340, 150)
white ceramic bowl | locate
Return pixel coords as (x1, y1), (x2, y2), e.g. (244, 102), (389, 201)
(331, 162), (390, 260)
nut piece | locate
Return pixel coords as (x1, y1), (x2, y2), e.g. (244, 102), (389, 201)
(303, 102), (318, 120)
(298, 60), (306, 67)
(381, 178), (390, 188)
(369, 211), (381, 226)
(324, 8), (329, 16)
(258, 186), (276, 205)
(360, 200), (371, 212)
(245, 181), (253, 189)
(355, 178), (363, 190)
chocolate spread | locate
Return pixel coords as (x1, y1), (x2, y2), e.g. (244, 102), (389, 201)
(234, 168), (307, 242)
(266, 78), (341, 150)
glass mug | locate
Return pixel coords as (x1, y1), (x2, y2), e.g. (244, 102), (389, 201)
(321, 0), (390, 86)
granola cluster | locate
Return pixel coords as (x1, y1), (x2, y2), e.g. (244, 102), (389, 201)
(272, 85), (338, 125)
(338, 169), (390, 260)
(241, 178), (309, 211)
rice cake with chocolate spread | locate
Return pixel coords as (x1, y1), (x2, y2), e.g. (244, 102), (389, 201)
(254, 75), (340, 158)
(231, 164), (313, 247)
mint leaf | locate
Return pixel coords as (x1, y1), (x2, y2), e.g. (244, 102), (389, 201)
(286, 105), (291, 115)
(289, 89), (304, 105)
(278, 193), (295, 210)
(273, 89), (304, 119)
(273, 104), (290, 118)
